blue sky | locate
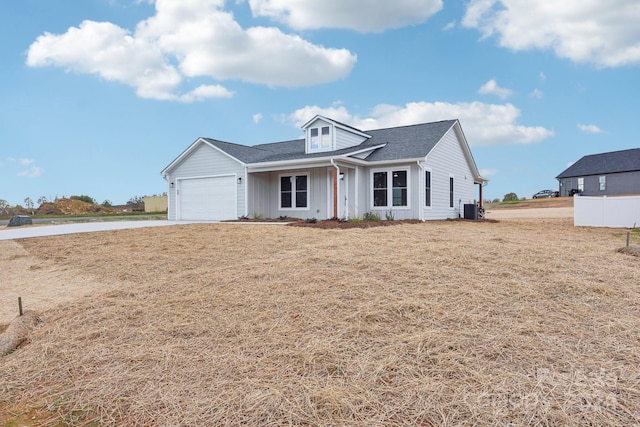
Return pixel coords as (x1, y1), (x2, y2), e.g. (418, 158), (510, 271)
(1, 0), (639, 206)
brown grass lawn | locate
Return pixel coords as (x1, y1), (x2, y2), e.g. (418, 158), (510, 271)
(1, 217), (639, 426)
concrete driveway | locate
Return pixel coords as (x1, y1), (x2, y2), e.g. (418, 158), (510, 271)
(0, 220), (208, 240)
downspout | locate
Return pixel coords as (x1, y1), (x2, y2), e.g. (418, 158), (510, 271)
(417, 161), (424, 221)
(330, 159), (339, 219)
(244, 166), (249, 218)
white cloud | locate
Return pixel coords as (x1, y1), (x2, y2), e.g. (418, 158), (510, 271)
(178, 85), (234, 103)
(478, 79), (513, 99)
(538, 71), (547, 84)
(26, 0), (356, 101)
(462, 0), (640, 67)
(17, 166), (45, 179)
(577, 123), (605, 134)
(253, 113), (264, 124)
(288, 101), (554, 146)
(530, 88), (544, 98)
(2, 157), (44, 178)
(479, 168), (499, 177)
(443, 20), (456, 31)
(249, 0), (443, 32)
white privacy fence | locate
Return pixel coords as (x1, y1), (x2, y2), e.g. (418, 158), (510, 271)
(574, 195), (640, 228)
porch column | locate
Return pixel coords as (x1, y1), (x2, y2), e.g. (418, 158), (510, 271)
(333, 167), (338, 218)
(478, 183), (483, 208)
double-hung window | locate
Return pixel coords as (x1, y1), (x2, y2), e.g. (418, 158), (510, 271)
(425, 170), (432, 207)
(280, 174), (308, 209)
(577, 177), (584, 192)
(599, 176), (606, 191)
(449, 177), (454, 208)
(372, 169), (408, 208)
(309, 126), (331, 151)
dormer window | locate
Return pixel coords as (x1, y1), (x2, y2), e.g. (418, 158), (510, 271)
(309, 126), (331, 152)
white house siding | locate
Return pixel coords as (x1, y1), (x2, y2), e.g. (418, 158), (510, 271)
(165, 143), (245, 220)
(358, 163), (421, 220)
(422, 128), (476, 220)
(335, 128), (367, 150)
(247, 172), (271, 218)
(257, 168), (330, 220)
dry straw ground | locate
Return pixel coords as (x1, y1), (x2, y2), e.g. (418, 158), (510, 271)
(1, 213), (639, 426)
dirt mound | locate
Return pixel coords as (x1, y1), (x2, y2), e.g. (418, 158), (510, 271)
(37, 198), (114, 215)
(0, 311), (40, 357)
(617, 246), (640, 257)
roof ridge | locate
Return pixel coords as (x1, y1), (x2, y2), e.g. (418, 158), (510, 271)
(366, 119), (457, 133)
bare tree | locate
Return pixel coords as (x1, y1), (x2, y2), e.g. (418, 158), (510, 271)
(24, 197), (34, 215)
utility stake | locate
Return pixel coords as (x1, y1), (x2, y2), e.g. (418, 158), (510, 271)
(627, 232), (631, 248)
(18, 297), (23, 316)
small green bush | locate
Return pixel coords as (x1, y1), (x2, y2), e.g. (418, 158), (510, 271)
(502, 192), (519, 202)
(363, 212), (381, 221)
(385, 210), (395, 220)
(70, 195), (96, 204)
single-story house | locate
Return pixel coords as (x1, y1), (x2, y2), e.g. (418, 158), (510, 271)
(161, 115), (487, 221)
(556, 148), (640, 197)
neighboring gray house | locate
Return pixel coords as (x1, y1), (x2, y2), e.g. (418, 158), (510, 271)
(161, 115), (487, 221)
(556, 148), (640, 197)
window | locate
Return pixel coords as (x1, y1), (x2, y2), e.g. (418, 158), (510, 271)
(577, 177), (584, 192)
(280, 174), (308, 209)
(321, 126), (330, 149)
(425, 170), (431, 207)
(372, 169), (409, 208)
(599, 176), (606, 191)
(373, 171), (387, 207)
(392, 171), (407, 206)
(309, 126), (331, 151)
(310, 128), (319, 150)
(449, 177), (454, 208)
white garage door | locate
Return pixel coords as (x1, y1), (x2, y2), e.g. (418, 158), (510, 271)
(178, 176), (237, 220)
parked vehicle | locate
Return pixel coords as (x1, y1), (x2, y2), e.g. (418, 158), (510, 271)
(532, 190), (554, 198)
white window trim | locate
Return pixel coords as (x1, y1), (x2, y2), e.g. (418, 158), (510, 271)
(424, 168), (432, 209)
(449, 174), (455, 210)
(307, 125), (333, 153)
(370, 167), (411, 210)
(278, 172), (310, 211)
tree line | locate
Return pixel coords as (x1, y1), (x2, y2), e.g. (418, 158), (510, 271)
(0, 193), (166, 216)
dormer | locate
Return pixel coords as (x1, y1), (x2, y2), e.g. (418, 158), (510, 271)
(302, 115), (371, 154)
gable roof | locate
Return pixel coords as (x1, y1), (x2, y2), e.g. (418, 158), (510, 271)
(163, 118), (485, 184)
(200, 119), (458, 164)
(301, 114), (372, 139)
(556, 148), (640, 179)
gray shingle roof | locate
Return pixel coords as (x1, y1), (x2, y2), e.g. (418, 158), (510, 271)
(203, 119), (458, 164)
(556, 148), (640, 178)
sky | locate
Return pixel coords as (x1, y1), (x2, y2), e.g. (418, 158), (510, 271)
(1, 0), (639, 206)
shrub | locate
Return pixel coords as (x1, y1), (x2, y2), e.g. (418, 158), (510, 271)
(502, 192), (519, 202)
(363, 212), (381, 221)
(70, 195), (96, 204)
(385, 210), (395, 221)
